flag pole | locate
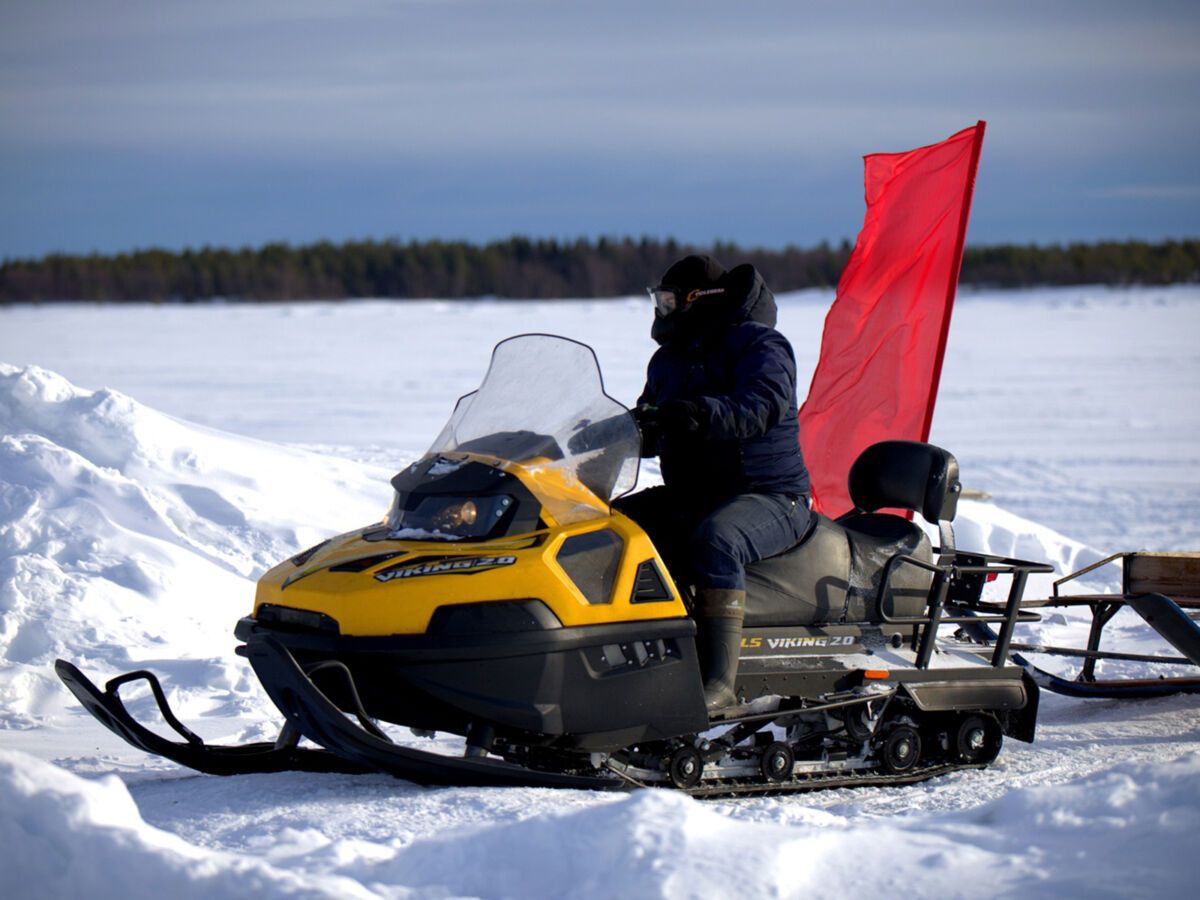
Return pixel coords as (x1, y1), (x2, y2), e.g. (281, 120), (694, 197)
(919, 119), (986, 442)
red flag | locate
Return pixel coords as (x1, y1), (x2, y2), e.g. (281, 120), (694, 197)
(799, 121), (985, 516)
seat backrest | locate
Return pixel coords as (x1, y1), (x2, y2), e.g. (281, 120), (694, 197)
(847, 441), (961, 524)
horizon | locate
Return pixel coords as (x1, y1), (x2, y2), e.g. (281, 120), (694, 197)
(4, 233), (1200, 268)
(3, 1), (1198, 259)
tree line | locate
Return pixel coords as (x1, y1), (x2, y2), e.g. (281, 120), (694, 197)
(1, 237), (1196, 303)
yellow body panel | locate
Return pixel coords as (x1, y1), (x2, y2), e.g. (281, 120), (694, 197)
(253, 453), (688, 636)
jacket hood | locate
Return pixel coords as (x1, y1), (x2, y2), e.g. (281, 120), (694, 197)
(722, 264), (777, 328)
(651, 263), (777, 345)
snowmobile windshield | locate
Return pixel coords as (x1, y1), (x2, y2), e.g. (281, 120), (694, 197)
(427, 334), (640, 525)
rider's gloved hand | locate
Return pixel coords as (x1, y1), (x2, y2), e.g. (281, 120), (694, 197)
(657, 399), (704, 435)
(632, 405), (665, 457)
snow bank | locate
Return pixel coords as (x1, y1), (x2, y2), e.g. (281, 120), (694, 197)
(0, 310), (1196, 897)
(0, 364), (392, 727)
(954, 498), (1106, 585)
(10, 744), (1191, 900)
(352, 754), (1200, 897)
(0, 749), (371, 899)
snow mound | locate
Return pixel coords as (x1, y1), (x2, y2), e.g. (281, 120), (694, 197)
(4, 746), (1197, 899)
(292, 756), (1200, 897)
(0, 364), (392, 727)
(964, 753), (1200, 894)
(954, 498), (1108, 585)
(0, 749), (372, 899)
(1, 363), (388, 571)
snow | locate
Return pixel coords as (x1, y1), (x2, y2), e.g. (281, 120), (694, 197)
(0, 750), (375, 899)
(1, 286), (1199, 897)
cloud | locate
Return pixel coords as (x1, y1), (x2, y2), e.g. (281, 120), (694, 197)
(1092, 185), (1200, 200)
(1, 1), (1198, 254)
(3, 1), (1197, 161)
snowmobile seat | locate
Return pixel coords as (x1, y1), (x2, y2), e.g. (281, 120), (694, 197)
(839, 440), (960, 620)
(744, 441), (959, 628)
(743, 513), (851, 626)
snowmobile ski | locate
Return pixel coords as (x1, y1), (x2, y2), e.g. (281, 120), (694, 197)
(54, 659), (369, 776)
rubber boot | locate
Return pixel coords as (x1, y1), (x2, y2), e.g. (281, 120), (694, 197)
(696, 588), (746, 714)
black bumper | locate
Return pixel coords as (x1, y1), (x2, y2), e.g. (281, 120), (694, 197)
(235, 614), (709, 751)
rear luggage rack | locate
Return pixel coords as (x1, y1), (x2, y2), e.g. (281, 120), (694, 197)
(874, 550), (1052, 668)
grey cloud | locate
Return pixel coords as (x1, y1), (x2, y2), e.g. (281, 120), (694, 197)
(5, 1), (1197, 158)
(1, 0), (1197, 255)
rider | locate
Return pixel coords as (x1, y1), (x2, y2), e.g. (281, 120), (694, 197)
(618, 254), (812, 713)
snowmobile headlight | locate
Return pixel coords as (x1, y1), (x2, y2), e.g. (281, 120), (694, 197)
(388, 493), (515, 539)
(433, 499), (477, 530)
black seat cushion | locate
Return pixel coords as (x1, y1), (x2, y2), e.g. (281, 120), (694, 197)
(745, 514), (849, 627)
(841, 513), (933, 621)
(744, 512), (932, 627)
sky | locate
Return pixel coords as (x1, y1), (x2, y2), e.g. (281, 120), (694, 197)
(1, 0), (1198, 259)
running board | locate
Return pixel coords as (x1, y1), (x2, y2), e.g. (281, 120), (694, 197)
(54, 659), (370, 776)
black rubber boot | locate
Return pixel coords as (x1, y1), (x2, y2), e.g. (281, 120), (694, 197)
(696, 588), (746, 714)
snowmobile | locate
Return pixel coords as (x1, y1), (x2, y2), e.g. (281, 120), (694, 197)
(58, 333), (1059, 794)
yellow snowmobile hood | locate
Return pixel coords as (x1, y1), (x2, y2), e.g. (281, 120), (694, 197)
(254, 451), (686, 636)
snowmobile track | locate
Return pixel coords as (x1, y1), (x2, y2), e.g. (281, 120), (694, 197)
(604, 757), (984, 797)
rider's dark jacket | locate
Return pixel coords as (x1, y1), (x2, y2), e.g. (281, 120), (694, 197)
(638, 264), (811, 508)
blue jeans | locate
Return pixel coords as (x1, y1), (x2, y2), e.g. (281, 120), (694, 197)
(614, 488), (811, 591)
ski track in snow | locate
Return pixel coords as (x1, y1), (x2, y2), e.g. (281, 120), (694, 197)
(1, 286), (1199, 898)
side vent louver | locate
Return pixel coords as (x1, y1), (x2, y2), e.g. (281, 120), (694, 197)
(631, 560), (673, 604)
(290, 540), (330, 567)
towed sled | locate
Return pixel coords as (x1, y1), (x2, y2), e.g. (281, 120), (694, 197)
(989, 551), (1200, 698)
(60, 333), (1185, 794)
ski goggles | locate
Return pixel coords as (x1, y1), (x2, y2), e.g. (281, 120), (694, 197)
(647, 284), (725, 317)
(647, 285), (683, 317)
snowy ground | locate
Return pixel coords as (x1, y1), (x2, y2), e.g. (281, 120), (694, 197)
(1, 286), (1199, 898)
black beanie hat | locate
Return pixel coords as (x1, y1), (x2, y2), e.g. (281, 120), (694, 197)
(658, 254), (727, 298)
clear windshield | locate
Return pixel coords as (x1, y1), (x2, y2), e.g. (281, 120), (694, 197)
(427, 334), (640, 524)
